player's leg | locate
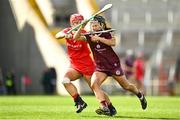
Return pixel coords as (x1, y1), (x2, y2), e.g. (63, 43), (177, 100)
(62, 68), (87, 113)
(84, 74), (111, 103)
(91, 71), (108, 104)
(83, 75), (91, 87)
(101, 89), (117, 116)
(84, 74), (116, 116)
(136, 80), (144, 92)
(113, 75), (147, 110)
(84, 74), (111, 105)
(63, 68), (81, 97)
(90, 71), (112, 116)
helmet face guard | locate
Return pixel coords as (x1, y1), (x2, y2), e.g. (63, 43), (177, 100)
(70, 14), (84, 23)
(91, 15), (105, 24)
(91, 15), (106, 30)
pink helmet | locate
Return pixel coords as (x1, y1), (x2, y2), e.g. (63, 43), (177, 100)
(70, 14), (84, 23)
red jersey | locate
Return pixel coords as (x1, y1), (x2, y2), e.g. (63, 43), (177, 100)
(63, 28), (95, 76)
(134, 59), (144, 81)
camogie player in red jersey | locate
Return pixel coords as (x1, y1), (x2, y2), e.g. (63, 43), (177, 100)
(74, 15), (147, 116)
(55, 14), (95, 113)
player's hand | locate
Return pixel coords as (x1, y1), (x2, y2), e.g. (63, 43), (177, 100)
(90, 34), (101, 42)
(65, 34), (72, 39)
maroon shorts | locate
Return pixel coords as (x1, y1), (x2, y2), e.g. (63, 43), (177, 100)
(96, 66), (124, 76)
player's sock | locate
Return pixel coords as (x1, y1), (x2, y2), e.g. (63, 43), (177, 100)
(137, 92), (147, 110)
(108, 103), (117, 116)
(136, 92), (143, 98)
(100, 100), (108, 108)
(73, 94), (80, 101)
(74, 94), (87, 113)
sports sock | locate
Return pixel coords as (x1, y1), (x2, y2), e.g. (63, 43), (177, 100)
(73, 94), (85, 105)
(137, 92), (143, 100)
(73, 94), (80, 101)
(100, 100), (108, 108)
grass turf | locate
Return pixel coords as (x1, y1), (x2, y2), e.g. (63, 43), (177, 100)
(0, 96), (180, 120)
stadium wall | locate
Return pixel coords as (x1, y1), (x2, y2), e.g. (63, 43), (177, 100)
(0, 0), (46, 94)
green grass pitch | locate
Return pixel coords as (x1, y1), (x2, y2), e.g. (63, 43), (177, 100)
(0, 96), (180, 120)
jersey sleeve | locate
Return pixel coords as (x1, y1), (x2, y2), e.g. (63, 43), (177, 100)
(104, 32), (112, 39)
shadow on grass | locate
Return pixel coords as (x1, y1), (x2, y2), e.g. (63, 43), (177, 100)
(82, 115), (179, 120)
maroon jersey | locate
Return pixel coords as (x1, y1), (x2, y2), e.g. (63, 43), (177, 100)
(85, 32), (124, 76)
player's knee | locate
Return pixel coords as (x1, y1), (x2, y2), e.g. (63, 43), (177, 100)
(61, 77), (71, 84)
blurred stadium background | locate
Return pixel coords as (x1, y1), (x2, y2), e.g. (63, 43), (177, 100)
(0, 0), (180, 96)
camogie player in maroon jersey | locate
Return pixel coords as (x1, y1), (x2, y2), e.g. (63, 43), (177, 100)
(74, 15), (147, 116)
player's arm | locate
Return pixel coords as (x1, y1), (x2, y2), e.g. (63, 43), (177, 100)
(73, 26), (86, 41)
(55, 31), (72, 39)
(73, 20), (89, 41)
(90, 33), (116, 46)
